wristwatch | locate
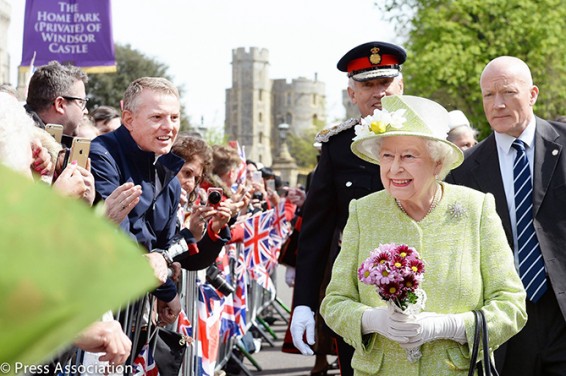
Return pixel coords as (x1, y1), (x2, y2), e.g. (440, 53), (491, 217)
(151, 248), (174, 266)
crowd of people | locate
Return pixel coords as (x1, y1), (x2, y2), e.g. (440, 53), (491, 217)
(2, 38), (566, 376)
(0, 62), (305, 374)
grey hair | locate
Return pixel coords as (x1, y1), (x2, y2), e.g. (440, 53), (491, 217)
(122, 77), (179, 112)
(373, 137), (459, 179)
(0, 93), (35, 176)
(347, 72), (404, 90)
(447, 125), (479, 143)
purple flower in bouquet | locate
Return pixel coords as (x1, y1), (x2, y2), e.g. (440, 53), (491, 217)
(357, 243), (425, 310)
(358, 243), (427, 363)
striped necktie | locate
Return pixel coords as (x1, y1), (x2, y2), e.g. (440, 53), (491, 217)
(512, 139), (548, 302)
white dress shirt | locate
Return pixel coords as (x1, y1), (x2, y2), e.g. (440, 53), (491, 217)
(494, 116), (537, 269)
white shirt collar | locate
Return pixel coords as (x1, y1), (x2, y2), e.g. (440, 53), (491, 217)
(494, 115), (536, 155)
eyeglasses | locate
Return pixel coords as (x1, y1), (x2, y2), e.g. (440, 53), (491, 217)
(61, 96), (89, 110)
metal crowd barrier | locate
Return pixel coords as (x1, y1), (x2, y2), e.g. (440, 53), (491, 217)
(179, 270), (199, 376)
(51, 244), (289, 376)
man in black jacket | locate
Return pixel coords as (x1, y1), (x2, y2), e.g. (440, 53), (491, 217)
(446, 56), (566, 376)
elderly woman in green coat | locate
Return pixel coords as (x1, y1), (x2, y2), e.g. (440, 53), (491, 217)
(320, 95), (527, 375)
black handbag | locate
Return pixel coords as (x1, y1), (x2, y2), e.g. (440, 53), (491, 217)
(468, 310), (499, 376)
(152, 327), (188, 376)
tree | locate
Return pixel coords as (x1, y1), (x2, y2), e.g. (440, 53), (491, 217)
(286, 128), (319, 170)
(86, 43), (191, 130)
(286, 117), (326, 170)
(376, 0), (566, 139)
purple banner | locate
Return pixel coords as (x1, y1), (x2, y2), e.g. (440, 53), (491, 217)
(21, 0), (115, 72)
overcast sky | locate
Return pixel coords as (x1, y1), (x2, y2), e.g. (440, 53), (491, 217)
(7, 0), (398, 128)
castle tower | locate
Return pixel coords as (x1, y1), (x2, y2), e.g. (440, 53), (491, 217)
(225, 47), (272, 166)
(271, 74), (326, 146)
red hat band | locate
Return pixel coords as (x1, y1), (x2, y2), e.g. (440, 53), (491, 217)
(347, 54), (400, 74)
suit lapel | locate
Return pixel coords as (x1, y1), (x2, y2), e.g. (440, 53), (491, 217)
(533, 117), (562, 217)
(469, 135), (513, 244)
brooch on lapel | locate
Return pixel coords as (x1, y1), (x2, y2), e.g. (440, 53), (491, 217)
(448, 202), (467, 220)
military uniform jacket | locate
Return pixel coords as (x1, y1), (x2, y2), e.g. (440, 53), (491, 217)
(320, 183), (526, 375)
(294, 120), (384, 309)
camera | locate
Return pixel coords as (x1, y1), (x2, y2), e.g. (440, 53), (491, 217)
(252, 191), (264, 201)
(207, 187), (223, 208)
(206, 264), (234, 296)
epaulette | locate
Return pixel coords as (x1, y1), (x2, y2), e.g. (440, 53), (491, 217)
(315, 118), (359, 143)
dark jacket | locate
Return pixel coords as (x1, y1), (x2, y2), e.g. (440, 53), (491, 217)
(90, 125), (184, 302)
(446, 117), (566, 321)
(293, 120), (384, 310)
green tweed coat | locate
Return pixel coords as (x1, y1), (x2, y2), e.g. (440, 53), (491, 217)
(320, 183), (527, 375)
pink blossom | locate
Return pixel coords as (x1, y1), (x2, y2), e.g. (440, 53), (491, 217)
(358, 243), (425, 307)
(408, 258), (425, 274)
(379, 281), (404, 300)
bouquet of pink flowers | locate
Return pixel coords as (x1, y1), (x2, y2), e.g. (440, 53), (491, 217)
(358, 243), (426, 362)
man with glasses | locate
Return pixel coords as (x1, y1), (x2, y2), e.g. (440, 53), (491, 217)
(25, 60), (89, 148)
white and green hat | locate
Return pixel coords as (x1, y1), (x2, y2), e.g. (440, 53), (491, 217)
(351, 95), (464, 170)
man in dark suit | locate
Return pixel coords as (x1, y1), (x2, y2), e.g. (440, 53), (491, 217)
(290, 41), (405, 376)
(447, 56), (566, 375)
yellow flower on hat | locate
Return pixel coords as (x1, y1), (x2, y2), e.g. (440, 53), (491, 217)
(355, 108), (407, 140)
(370, 120), (387, 134)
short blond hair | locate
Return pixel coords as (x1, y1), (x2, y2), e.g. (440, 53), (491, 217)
(122, 77), (179, 112)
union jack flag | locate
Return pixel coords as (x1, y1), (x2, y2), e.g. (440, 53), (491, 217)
(133, 343), (159, 376)
(220, 293), (238, 338)
(197, 283), (223, 376)
(243, 210), (274, 269)
(233, 249), (248, 336)
(250, 264), (276, 294)
(228, 140), (247, 187)
(177, 309), (192, 337)
(272, 200), (291, 240)
(267, 201), (291, 272)
(235, 244), (247, 281)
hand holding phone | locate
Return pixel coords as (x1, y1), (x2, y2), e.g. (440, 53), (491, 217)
(252, 171), (263, 184)
(45, 123), (64, 144)
(67, 137), (91, 169)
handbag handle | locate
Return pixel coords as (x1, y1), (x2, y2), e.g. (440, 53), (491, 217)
(468, 310), (499, 376)
(468, 309), (499, 376)
(479, 310), (499, 376)
(468, 310), (482, 376)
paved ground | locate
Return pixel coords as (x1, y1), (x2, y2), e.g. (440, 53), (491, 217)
(233, 266), (339, 376)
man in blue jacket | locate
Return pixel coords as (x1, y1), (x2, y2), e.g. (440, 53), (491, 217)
(90, 77), (186, 324)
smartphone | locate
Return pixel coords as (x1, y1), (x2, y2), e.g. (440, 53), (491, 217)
(68, 137), (91, 168)
(45, 123), (64, 144)
(266, 179), (276, 191)
(252, 171), (263, 184)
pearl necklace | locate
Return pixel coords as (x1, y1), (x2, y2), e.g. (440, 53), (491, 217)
(396, 183), (442, 220)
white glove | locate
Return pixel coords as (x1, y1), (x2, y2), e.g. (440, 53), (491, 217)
(398, 312), (467, 349)
(290, 305), (316, 355)
(361, 307), (420, 343)
(285, 266), (296, 287)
